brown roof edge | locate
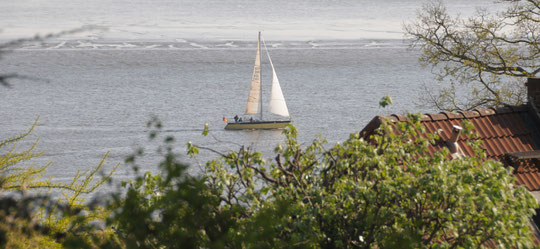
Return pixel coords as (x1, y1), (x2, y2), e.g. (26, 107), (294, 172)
(493, 106), (514, 114)
(360, 105), (532, 140)
(458, 110), (481, 119)
(390, 114), (407, 122)
(359, 116), (386, 138)
(439, 111), (464, 120)
(491, 105), (528, 114)
(474, 108), (496, 116)
(425, 113), (447, 121)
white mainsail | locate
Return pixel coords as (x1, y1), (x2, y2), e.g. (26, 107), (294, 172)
(263, 38), (290, 117)
(245, 37), (261, 115)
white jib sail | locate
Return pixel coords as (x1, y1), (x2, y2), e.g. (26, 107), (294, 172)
(269, 67), (290, 117)
(262, 37), (289, 117)
(245, 38), (261, 115)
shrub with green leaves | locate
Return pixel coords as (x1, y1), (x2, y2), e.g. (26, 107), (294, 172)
(55, 115), (539, 248)
(195, 115), (538, 248)
(0, 119), (118, 247)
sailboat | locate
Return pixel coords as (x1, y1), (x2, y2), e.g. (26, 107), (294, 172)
(224, 32), (291, 130)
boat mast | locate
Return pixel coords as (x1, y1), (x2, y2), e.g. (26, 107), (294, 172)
(258, 31), (263, 121)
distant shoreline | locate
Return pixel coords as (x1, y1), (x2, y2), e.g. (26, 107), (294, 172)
(2, 38), (413, 51)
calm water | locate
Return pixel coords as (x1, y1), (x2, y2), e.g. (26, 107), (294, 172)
(0, 40), (433, 181)
(0, 0), (503, 184)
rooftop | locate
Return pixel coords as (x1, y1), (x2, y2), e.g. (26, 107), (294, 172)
(360, 104), (540, 191)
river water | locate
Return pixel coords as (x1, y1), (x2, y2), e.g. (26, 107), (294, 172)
(0, 0), (503, 184)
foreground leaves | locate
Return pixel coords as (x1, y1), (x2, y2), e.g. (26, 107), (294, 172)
(200, 117), (537, 248)
(1, 117), (536, 248)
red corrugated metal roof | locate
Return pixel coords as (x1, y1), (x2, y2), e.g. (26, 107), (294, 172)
(360, 104), (540, 191)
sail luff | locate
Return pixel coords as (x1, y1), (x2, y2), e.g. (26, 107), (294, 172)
(245, 34), (261, 115)
(261, 37), (290, 118)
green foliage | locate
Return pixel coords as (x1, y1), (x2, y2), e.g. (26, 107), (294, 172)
(39, 150), (118, 235)
(405, 0), (539, 111)
(2, 117), (536, 248)
(203, 123), (209, 136)
(0, 117), (50, 190)
(0, 119), (119, 247)
(0, 117), (119, 194)
(379, 95), (393, 108)
(79, 118), (266, 249)
(199, 118), (538, 248)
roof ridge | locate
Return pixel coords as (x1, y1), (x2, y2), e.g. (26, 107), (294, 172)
(358, 104), (540, 192)
(377, 105), (529, 122)
(492, 104), (529, 113)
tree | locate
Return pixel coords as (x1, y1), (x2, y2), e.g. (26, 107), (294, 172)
(405, 0), (539, 111)
(67, 118), (284, 249)
(52, 114), (538, 248)
(0, 29), (118, 247)
(193, 117), (537, 248)
(0, 118), (119, 247)
(0, 118), (116, 194)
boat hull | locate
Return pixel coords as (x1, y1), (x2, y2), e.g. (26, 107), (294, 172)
(225, 120), (290, 130)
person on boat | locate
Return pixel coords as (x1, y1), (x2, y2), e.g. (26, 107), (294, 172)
(250, 117), (253, 122)
(239, 117), (242, 122)
(234, 115), (239, 123)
